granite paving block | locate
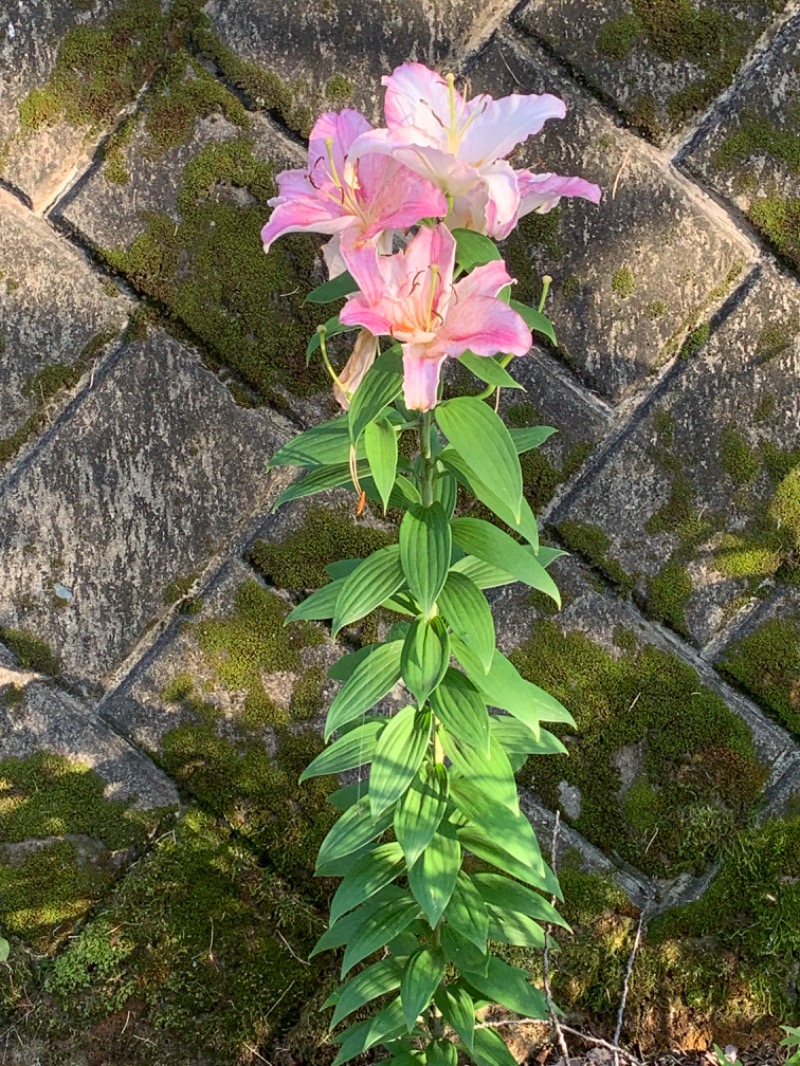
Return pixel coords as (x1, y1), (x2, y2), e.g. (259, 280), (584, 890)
(489, 554), (795, 884)
(467, 35), (750, 403)
(0, 329), (292, 685)
(515, 0), (788, 146)
(0, 189), (131, 469)
(684, 15), (800, 271)
(0, 0), (177, 211)
(58, 55), (332, 413)
(0, 678), (178, 951)
(551, 266), (800, 651)
(194, 0), (489, 135)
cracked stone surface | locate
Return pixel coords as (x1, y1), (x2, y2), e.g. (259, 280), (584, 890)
(0, 329), (292, 685)
(467, 34), (751, 403)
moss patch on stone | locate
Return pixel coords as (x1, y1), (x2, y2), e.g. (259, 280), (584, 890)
(749, 196), (800, 271)
(611, 266), (636, 298)
(511, 620), (767, 876)
(718, 616), (800, 736)
(0, 627), (61, 675)
(553, 519), (637, 595)
(101, 132), (329, 406)
(41, 810), (331, 1064)
(646, 560), (693, 638)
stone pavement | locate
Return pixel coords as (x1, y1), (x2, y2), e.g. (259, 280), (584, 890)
(1, 1), (800, 1063)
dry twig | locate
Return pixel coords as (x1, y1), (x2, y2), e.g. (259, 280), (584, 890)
(613, 899), (649, 1066)
(543, 811), (571, 1063)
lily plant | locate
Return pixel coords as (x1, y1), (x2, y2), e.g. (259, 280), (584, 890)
(263, 61), (600, 1066)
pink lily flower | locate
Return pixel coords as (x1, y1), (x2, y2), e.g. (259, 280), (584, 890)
(260, 108), (448, 263)
(339, 224), (532, 411)
(348, 63), (601, 239)
(517, 170), (602, 217)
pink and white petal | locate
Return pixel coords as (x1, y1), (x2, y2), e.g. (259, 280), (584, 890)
(334, 329), (379, 409)
(339, 292), (395, 337)
(517, 170), (603, 215)
(382, 62), (453, 144)
(460, 92), (567, 166)
(403, 223), (457, 291)
(348, 128), (477, 196)
(361, 162), (449, 237)
(322, 234), (348, 278)
(445, 181), (489, 233)
(402, 347), (447, 411)
(480, 161), (521, 239)
(308, 109), (373, 184)
(261, 197), (351, 252)
(433, 295), (531, 358)
(453, 260), (514, 303)
(340, 234), (391, 305)
(270, 167), (315, 206)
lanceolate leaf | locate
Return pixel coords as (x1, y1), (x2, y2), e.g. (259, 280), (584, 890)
(331, 998), (407, 1066)
(328, 956), (403, 1028)
(401, 617), (450, 706)
(399, 502), (452, 618)
(490, 717), (568, 761)
(457, 824), (561, 898)
(445, 872), (489, 952)
(369, 706), (432, 817)
(300, 718), (386, 782)
(485, 905), (546, 949)
(325, 640), (403, 739)
(286, 577), (344, 622)
(437, 571), (495, 673)
(430, 669), (490, 755)
(509, 425), (557, 454)
(400, 948), (447, 1031)
(510, 299), (557, 346)
(463, 956), (548, 1021)
(440, 924), (489, 977)
(450, 554), (517, 590)
(441, 449), (539, 550)
(426, 1041), (459, 1066)
(407, 823), (461, 927)
(434, 984), (475, 1052)
(272, 462), (368, 509)
(441, 729), (519, 812)
(365, 417), (398, 513)
(452, 228), (502, 271)
(329, 842), (406, 923)
(341, 895), (420, 977)
(436, 398), (523, 523)
(458, 350), (523, 390)
(394, 762), (450, 869)
(304, 269), (359, 304)
(472, 873), (569, 929)
(349, 347), (404, 443)
(312, 886), (406, 955)
(269, 415), (352, 467)
(469, 1025), (520, 1066)
(332, 544), (405, 635)
(316, 794), (394, 873)
(434, 469), (457, 519)
(450, 778), (543, 868)
(451, 517), (558, 604)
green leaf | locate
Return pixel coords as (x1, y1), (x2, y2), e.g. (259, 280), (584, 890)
(450, 518), (558, 604)
(306, 316), (358, 362)
(401, 617), (450, 706)
(341, 895), (420, 977)
(328, 956), (403, 1028)
(0, 937), (8, 964)
(440, 925), (488, 976)
(370, 706), (432, 817)
(407, 824), (461, 926)
(325, 640), (403, 739)
(463, 957), (548, 1020)
(364, 417), (399, 513)
(434, 469), (457, 519)
(509, 426), (557, 454)
(316, 794), (394, 873)
(399, 502), (452, 618)
(286, 578), (344, 622)
(269, 416), (351, 468)
(458, 350), (524, 390)
(536, 545), (567, 568)
(473, 873), (568, 929)
(441, 450), (540, 551)
(330, 842), (406, 923)
(401, 948), (447, 1031)
(327, 641), (382, 681)
(451, 778), (545, 872)
(450, 554), (517, 590)
(271, 464), (363, 509)
(430, 670), (490, 754)
(395, 762), (450, 869)
(426, 1041), (458, 1066)
(312, 886), (405, 954)
(300, 718), (385, 782)
(469, 1026), (519, 1066)
(452, 228), (502, 271)
(326, 781), (368, 811)
(331, 998), (407, 1065)
(441, 729), (519, 812)
(304, 270), (358, 305)
(445, 872), (489, 952)
(434, 984), (475, 1051)
(437, 572), (495, 673)
(510, 299), (557, 346)
(349, 347), (404, 442)
(333, 544), (405, 635)
(436, 398), (523, 523)
(490, 718), (567, 760)
(457, 824), (561, 897)
(485, 906), (546, 948)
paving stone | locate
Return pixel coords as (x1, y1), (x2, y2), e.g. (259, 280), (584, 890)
(0, 0), (175, 211)
(684, 15), (800, 272)
(467, 35), (750, 403)
(0, 189), (132, 470)
(0, 329), (292, 686)
(551, 265), (800, 651)
(488, 553), (795, 885)
(57, 56), (333, 413)
(514, 0), (788, 146)
(195, 0), (490, 135)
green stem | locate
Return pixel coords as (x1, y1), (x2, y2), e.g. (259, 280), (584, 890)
(419, 410), (436, 507)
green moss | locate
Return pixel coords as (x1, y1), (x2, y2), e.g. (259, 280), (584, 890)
(561, 274), (582, 300)
(597, 14), (643, 60)
(754, 393), (778, 424)
(714, 113), (800, 175)
(501, 210), (564, 307)
(721, 426), (759, 485)
(644, 473), (695, 537)
(679, 321), (710, 358)
(511, 620), (767, 877)
(325, 73), (354, 106)
(719, 617), (800, 735)
(611, 266), (636, 298)
(102, 134), (329, 406)
(756, 316), (799, 362)
(554, 520), (636, 595)
(162, 571), (199, 606)
(769, 466), (800, 543)
(749, 196), (800, 270)
(248, 504), (393, 590)
(1, 684), (24, 707)
(0, 627), (60, 675)
(646, 560), (693, 637)
(43, 811), (330, 1061)
(651, 408), (674, 446)
(646, 299), (667, 320)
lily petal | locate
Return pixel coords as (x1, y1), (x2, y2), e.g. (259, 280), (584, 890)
(517, 170), (603, 215)
(261, 192), (350, 253)
(382, 62), (453, 143)
(460, 92), (567, 165)
(480, 160), (521, 239)
(430, 295), (531, 360)
(334, 329), (379, 409)
(402, 348), (448, 411)
(453, 260), (514, 303)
